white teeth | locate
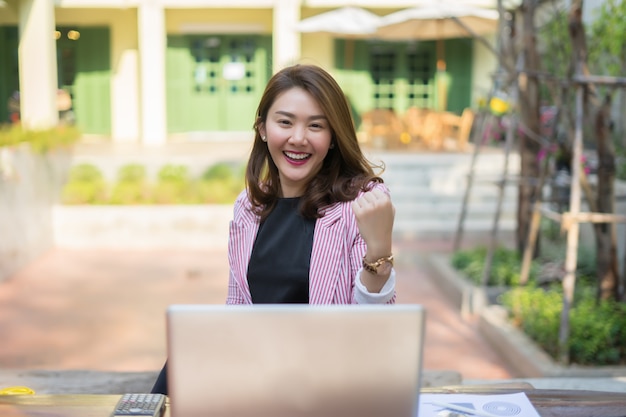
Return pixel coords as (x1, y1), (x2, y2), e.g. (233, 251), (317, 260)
(284, 151), (310, 160)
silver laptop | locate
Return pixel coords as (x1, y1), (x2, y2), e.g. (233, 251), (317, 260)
(166, 304), (425, 417)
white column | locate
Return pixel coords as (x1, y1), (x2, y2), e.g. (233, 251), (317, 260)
(273, 0), (301, 72)
(138, 1), (167, 146)
(110, 13), (140, 143)
(17, 0), (59, 129)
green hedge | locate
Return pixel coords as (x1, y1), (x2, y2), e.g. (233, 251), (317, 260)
(62, 162), (244, 205)
(501, 286), (626, 366)
(450, 245), (539, 286)
(452, 245), (626, 366)
(0, 124), (81, 153)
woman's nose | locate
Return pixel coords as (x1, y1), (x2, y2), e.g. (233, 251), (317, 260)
(289, 126), (307, 144)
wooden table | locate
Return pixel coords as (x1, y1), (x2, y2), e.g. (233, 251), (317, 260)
(1, 387), (625, 417)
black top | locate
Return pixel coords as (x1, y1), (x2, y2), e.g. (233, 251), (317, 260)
(247, 198), (316, 304)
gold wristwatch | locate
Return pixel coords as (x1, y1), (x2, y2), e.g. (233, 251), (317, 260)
(362, 255), (394, 275)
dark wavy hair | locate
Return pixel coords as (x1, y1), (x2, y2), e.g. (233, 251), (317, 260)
(246, 64), (384, 221)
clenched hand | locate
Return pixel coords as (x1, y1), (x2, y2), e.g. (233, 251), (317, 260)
(351, 188), (395, 259)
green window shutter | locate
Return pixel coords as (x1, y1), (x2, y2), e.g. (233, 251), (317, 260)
(0, 26), (19, 124)
(444, 38), (473, 113)
(71, 27), (111, 135)
(166, 34), (271, 132)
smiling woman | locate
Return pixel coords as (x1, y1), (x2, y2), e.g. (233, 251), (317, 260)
(151, 63), (398, 396)
(236, 63), (397, 302)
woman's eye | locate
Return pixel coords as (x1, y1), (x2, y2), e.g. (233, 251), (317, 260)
(278, 119), (291, 126)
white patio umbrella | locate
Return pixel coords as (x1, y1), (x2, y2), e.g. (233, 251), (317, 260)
(375, 4), (499, 41)
(296, 6), (381, 37)
(296, 7), (382, 69)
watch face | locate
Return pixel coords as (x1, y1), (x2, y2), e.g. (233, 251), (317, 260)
(362, 256), (393, 275)
(377, 261), (392, 275)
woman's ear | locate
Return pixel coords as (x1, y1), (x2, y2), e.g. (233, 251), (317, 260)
(257, 122), (266, 140)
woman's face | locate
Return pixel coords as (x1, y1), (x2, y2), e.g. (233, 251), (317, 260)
(260, 87), (333, 198)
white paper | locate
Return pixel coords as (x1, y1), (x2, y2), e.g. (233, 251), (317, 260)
(418, 392), (541, 417)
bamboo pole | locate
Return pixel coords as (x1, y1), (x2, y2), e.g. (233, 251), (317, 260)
(453, 112), (489, 252)
(558, 85), (584, 365)
(481, 112), (517, 286)
(519, 143), (552, 284)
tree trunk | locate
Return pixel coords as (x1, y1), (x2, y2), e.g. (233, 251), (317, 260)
(516, 0), (542, 254)
(615, 88), (626, 148)
(594, 95), (620, 301)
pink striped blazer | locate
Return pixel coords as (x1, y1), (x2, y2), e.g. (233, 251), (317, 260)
(226, 184), (396, 305)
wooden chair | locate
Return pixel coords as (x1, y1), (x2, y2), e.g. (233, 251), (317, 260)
(401, 107), (447, 150)
(420, 111), (445, 150)
(440, 108), (475, 151)
(360, 109), (405, 149)
(402, 107), (430, 147)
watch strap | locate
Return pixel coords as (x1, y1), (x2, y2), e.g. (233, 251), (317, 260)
(362, 255), (394, 274)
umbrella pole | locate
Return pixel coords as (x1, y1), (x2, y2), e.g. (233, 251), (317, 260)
(436, 38), (445, 72)
(345, 39), (354, 69)
(436, 38), (448, 111)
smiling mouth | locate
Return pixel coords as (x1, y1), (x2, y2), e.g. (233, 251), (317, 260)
(284, 151), (311, 161)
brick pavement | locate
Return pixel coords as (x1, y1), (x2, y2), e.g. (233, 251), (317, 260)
(0, 238), (514, 381)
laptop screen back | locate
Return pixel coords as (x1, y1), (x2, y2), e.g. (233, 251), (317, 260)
(166, 304), (425, 417)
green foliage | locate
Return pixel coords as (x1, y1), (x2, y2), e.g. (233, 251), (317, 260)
(68, 163), (103, 183)
(152, 164), (193, 204)
(61, 163), (106, 204)
(0, 124), (81, 153)
(453, 242), (625, 365)
(157, 164), (189, 183)
(197, 162), (245, 204)
(193, 180), (239, 204)
(108, 164), (148, 205)
(201, 162), (237, 181)
(61, 162), (243, 205)
(500, 285), (562, 359)
(569, 293), (626, 365)
(450, 246), (539, 286)
(116, 164), (147, 183)
(588, 0), (626, 77)
(537, 1), (626, 80)
(537, 8), (572, 81)
(501, 285), (626, 365)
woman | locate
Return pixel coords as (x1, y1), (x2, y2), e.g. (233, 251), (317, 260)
(229, 63), (396, 304)
(152, 64), (395, 394)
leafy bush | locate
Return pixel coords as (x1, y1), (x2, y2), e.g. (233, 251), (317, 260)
(201, 163), (238, 181)
(152, 164), (193, 204)
(501, 285), (626, 365)
(108, 164), (149, 205)
(61, 163), (106, 204)
(117, 164), (147, 183)
(196, 162), (245, 204)
(61, 162), (243, 205)
(500, 285), (562, 358)
(450, 246), (539, 286)
(569, 294), (626, 365)
(453, 244), (625, 365)
(0, 124), (81, 153)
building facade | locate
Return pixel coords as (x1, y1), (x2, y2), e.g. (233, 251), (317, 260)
(0, 0), (504, 145)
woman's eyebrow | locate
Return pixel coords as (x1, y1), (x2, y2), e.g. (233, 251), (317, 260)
(274, 110), (327, 121)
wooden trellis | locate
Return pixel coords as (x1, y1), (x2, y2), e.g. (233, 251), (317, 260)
(454, 67), (626, 363)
